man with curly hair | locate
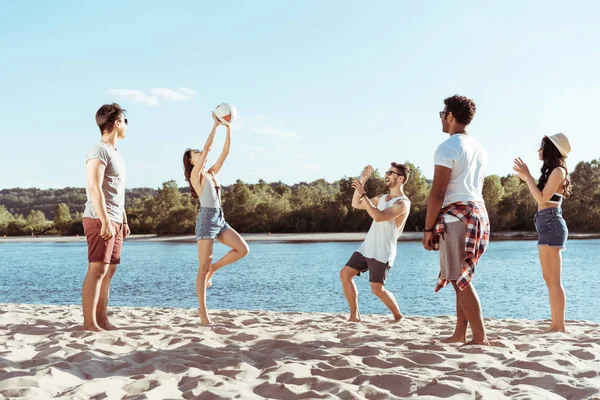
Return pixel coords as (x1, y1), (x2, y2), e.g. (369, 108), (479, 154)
(422, 95), (490, 345)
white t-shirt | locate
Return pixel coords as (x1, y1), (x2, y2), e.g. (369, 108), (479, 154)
(434, 134), (488, 220)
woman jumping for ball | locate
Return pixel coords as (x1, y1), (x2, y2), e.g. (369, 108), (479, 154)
(183, 112), (249, 324)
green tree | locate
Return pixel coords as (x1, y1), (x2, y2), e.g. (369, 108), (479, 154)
(0, 205), (14, 235)
(53, 203), (72, 234)
(483, 175), (504, 229)
(25, 210), (47, 235)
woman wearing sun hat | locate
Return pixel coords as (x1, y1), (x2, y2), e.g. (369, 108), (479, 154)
(513, 133), (572, 333)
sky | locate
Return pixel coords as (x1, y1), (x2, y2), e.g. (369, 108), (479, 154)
(1, 1), (599, 190)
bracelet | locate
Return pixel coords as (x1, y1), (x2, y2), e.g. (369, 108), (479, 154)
(424, 228), (433, 232)
(123, 222), (128, 225)
(360, 193), (366, 199)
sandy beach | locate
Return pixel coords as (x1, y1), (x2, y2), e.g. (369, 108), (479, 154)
(2, 232), (600, 244)
(1, 304), (599, 399)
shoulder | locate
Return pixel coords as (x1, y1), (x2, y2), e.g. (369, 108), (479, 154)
(435, 137), (459, 154)
(86, 142), (110, 164)
(551, 166), (567, 178)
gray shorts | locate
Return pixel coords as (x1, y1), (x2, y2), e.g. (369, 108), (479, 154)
(196, 207), (230, 240)
(439, 221), (467, 281)
(346, 251), (391, 285)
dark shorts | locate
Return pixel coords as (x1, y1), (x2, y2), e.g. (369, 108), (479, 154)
(534, 207), (568, 250)
(196, 207), (230, 240)
(346, 251), (391, 285)
(82, 218), (123, 264)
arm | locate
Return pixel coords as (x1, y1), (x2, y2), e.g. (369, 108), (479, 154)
(351, 180), (379, 209)
(514, 158), (566, 205)
(86, 159), (114, 240)
(364, 199), (409, 222)
(122, 210), (130, 238)
(196, 113), (221, 169)
(422, 165), (452, 250)
(208, 124), (231, 175)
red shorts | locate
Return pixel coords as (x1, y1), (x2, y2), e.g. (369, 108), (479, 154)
(82, 218), (124, 264)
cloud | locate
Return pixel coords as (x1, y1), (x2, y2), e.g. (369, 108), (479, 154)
(135, 162), (159, 170)
(237, 115), (299, 139)
(107, 87), (195, 106)
(108, 89), (159, 106)
(149, 88), (196, 101)
(240, 145), (266, 152)
(300, 164), (322, 171)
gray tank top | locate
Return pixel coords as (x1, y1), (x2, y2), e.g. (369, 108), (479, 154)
(199, 175), (221, 208)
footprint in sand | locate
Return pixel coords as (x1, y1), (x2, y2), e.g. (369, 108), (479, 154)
(311, 367), (361, 380)
(352, 374), (414, 397)
(350, 347), (381, 357)
(570, 349), (596, 361)
(253, 382), (297, 399)
(404, 351), (447, 365)
(228, 332), (258, 342)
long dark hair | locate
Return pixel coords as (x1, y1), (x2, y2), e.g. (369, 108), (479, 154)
(183, 148), (199, 198)
(537, 136), (571, 198)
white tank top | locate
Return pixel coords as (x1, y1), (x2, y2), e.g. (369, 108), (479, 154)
(199, 176), (221, 208)
(358, 194), (410, 265)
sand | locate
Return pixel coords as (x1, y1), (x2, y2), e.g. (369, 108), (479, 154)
(1, 304), (599, 399)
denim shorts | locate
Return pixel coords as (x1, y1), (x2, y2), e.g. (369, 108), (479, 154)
(196, 207), (230, 240)
(534, 207), (568, 250)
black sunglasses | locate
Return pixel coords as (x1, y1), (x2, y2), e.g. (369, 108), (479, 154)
(123, 118), (128, 125)
(386, 170), (401, 176)
(439, 111), (450, 119)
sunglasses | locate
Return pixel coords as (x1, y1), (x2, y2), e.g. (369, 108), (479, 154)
(123, 118), (128, 125)
(439, 111), (450, 119)
(386, 170), (401, 176)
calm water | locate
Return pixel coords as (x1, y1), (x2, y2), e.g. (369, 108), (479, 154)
(1, 240), (598, 322)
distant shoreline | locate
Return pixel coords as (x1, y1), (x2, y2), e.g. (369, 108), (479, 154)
(2, 231), (600, 244)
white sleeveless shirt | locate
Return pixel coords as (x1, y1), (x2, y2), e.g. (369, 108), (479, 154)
(358, 194), (410, 265)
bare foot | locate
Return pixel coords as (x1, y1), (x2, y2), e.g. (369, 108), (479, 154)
(83, 324), (105, 332)
(463, 339), (490, 346)
(206, 266), (215, 288)
(440, 335), (467, 344)
(198, 311), (212, 325)
(387, 314), (403, 323)
(347, 316), (362, 323)
(545, 326), (566, 333)
(98, 321), (118, 330)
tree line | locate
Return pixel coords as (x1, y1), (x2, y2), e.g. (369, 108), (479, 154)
(1, 159), (599, 236)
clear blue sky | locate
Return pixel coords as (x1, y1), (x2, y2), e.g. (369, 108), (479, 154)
(1, 1), (599, 189)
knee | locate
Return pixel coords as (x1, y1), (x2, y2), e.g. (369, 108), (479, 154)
(370, 283), (385, 296)
(340, 268), (352, 282)
(87, 264), (109, 280)
(198, 262), (211, 275)
(106, 265), (117, 279)
(238, 243), (250, 258)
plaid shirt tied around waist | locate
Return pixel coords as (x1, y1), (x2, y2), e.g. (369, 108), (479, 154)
(433, 201), (490, 292)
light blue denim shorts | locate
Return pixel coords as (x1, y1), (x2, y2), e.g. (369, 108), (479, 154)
(196, 207), (230, 240)
(534, 207), (568, 250)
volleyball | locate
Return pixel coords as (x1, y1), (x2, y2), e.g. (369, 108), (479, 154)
(214, 103), (237, 125)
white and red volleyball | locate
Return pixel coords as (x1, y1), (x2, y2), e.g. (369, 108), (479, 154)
(215, 103), (237, 125)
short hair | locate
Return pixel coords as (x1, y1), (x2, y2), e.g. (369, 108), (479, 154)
(391, 162), (410, 183)
(444, 95), (476, 125)
(96, 103), (126, 134)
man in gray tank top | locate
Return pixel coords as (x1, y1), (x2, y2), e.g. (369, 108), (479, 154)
(340, 163), (411, 323)
(81, 103), (129, 332)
